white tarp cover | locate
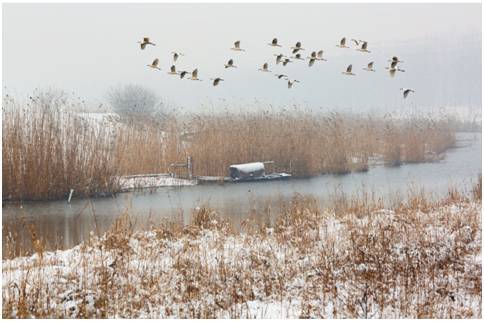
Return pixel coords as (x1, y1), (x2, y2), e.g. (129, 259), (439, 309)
(229, 162), (265, 173)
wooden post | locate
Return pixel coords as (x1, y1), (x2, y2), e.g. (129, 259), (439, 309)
(187, 156), (193, 179)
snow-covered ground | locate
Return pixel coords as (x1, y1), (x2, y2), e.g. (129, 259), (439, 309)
(2, 198), (481, 318)
(117, 174), (197, 191)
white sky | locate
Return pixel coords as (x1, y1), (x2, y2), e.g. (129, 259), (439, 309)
(2, 3), (482, 114)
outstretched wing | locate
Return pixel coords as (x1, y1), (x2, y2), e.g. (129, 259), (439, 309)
(152, 58), (159, 66)
(228, 59), (233, 66)
(192, 69), (198, 78)
(362, 42), (368, 50)
(317, 50), (323, 58)
(368, 62), (374, 69)
(170, 65), (176, 73)
(347, 64), (352, 73)
(272, 38), (278, 45)
(309, 58), (315, 67)
(340, 37), (346, 46)
(234, 40), (240, 49)
(263, 63), (268, 70)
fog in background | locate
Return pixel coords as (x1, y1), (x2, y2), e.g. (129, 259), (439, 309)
(2, 3), (482, 118)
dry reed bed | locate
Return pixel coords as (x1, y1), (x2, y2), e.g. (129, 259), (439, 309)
(2, 190), (481, 318)
(3, 94), (456, 201)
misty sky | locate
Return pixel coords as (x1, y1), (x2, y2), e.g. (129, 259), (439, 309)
(2, 3), (482, 115)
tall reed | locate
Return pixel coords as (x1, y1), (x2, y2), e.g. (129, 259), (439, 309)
(2, 93), (458, 201)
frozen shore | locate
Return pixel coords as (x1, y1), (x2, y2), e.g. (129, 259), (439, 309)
(2, 196), (481, 318)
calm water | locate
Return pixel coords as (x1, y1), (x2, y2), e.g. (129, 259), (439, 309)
(3, 132), (481, 257)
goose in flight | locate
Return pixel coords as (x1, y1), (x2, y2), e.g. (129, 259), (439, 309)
(400, 88), (415, 98)
(363, 62), (375, 72)
(172, 52), (184, 62)
(308, 57), (316, 67)
(385, 61), (404, 77)
(274, 53), (285, 64)
(292, 53), (305, 60)
(179, 70), (189, 79)
(288, 79), (300, 89)
(190, 68), (201, 81)
(282, 58), (292, 66)
(275, 74), (288, 80)
(138, 37), (156, 50)
(357, 41), (371, 53)
(211, 78), (224, 86)
(168, 65), (178, 75)
(342, 64), (355, 75)
(389, 56), (404, 64)
(316, 50), (327, 61)
(351, 39), (360, 46)
(147, 58), (161, 70)
(259, 62), (271, 72)
(268, 38), (282, 47)
(336, 37), (349, 48)
(291, 41), (305, 51)
(231, 40), (245, 51)
(224, 59), (237, 68)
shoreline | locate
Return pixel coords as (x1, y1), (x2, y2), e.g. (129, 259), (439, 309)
(2, 190), (481, 318)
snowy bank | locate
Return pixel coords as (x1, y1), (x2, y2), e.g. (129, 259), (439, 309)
(2, 198), (481, 318)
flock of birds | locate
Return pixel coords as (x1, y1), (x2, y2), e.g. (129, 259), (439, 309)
(137, 36), (416, 98)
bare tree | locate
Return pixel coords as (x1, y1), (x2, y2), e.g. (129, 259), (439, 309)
(108, 84), (166, 122)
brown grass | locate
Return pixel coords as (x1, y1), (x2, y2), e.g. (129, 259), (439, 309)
(3, 93), (457, 201)
(2, 187), (481, 318)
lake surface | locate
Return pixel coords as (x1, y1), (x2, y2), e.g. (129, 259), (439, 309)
(3, 132), (481, 257)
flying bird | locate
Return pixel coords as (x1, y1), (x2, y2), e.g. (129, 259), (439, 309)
(363, 62), (375, 72)
(274, 54), (285, 64)
(179, 70), (189, 79)
(231, 40), (245, 51)
(351, 39), (360, 46)
(288, 79), (300, 89)
(400, 88), (415, 98)
(308, 57), (316, 67)
(168, 65), (178, 75)
(259, 63), (271, 72)
(224, 59), (237, 68)
(138, 37), (156, 50)
(147, 58), (161, 70)
(292, 53), (305, 60)
(316, 50), (327, 61)
(291, 41), (305, 51)
(275, 74), (288, 80)
(268, 38), (282, 47)
(190, 68), (201, 81)
(342, 64), (355, 75)
(211, 78), (224, 86)
(357, 41), (371, 53)
(386, 61), (404, 77)
(389, 56), (404, 64)
(282, 58), (292, 66)
(172, 52), (184, 62)
(337, 37), (349, 48)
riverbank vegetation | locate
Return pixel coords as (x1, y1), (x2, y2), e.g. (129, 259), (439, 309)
(2, 183), (481, 318)
(3, 92), (459, 201)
